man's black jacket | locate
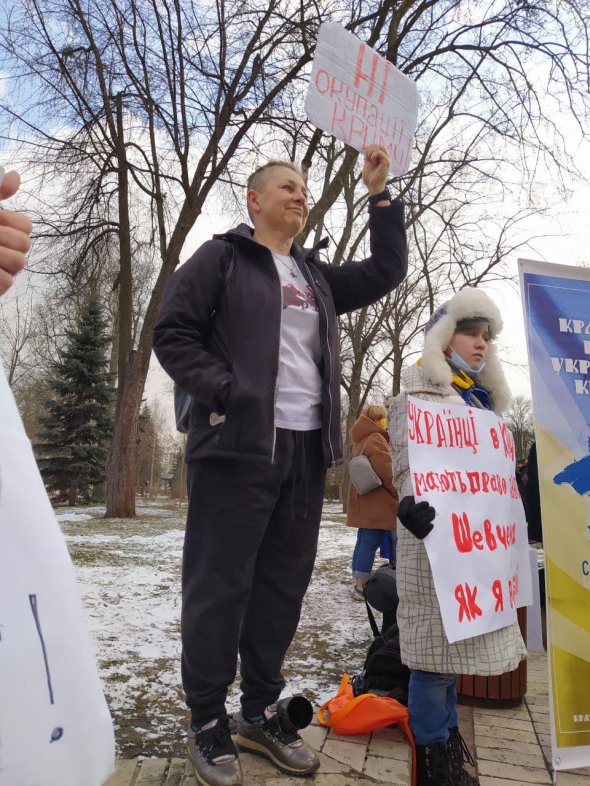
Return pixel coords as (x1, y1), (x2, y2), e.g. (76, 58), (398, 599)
(153, 200), (407, 467)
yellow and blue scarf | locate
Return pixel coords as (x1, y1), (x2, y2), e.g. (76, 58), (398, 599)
(450, 367), (492, 410)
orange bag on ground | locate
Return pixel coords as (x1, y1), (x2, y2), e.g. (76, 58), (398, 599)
(318, 673), (416, 786)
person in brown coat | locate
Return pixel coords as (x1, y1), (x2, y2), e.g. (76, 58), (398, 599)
(346, 405), (399, 599)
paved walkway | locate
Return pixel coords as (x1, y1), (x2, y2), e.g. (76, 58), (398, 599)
(105, 651), (589, 786)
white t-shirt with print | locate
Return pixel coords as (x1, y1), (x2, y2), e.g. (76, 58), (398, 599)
(273, 253), (323, 430)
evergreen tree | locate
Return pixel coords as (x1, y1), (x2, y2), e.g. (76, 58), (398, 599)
(36, 299), (112, 504)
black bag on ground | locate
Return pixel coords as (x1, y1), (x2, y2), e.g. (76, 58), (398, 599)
(364, 564), (399, 613)
(351, 565), (410, 705)
(354, 621), (410, 706)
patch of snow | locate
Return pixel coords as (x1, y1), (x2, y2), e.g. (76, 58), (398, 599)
(63, 503), (375, 758)
(55, 512), (94, 522)
(135, 507), (180, 517)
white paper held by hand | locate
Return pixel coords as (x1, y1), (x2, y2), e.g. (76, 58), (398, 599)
(0, 364), (115, 786)
(305, 22), (419, 176)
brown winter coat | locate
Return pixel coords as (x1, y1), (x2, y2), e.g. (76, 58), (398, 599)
(346, 415), (398, 530)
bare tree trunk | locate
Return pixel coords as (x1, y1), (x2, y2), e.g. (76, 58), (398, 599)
(105, 242), (183, 516)
(115, 93), (133, 403)
(105, 351), (145, 516)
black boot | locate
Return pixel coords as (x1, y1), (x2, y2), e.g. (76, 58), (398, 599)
(447, 726), (479, 785)
(415, 740), (453, 786)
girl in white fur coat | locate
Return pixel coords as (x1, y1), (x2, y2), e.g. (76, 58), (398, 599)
(388, 288), (526, 786)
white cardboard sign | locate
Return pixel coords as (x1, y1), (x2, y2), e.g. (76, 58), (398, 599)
(0, 364), (115, 786)
(406, 395), (532, 644)
(305, 22), (419, 176)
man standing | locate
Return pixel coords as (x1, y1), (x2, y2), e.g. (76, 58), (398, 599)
(153, 144), (407, 786)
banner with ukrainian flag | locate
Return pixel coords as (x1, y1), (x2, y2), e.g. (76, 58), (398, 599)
(519, 259), (590, 772)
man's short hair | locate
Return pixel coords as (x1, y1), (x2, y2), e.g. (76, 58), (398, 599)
(246, 160), (304, 221)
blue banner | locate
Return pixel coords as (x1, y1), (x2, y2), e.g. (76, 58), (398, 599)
(520, 259), (590, 773)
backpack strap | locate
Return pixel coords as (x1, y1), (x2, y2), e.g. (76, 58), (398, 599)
(358, 435), (372, 458)
(365, 599), (381, 638)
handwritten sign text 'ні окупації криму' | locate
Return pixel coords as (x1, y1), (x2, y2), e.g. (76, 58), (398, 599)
(305, 23), (419, 177)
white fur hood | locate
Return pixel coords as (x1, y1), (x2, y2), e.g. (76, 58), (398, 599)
(419, 287), (511, 415)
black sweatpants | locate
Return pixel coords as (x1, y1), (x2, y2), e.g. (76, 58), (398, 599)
(182, 428), (326, 725)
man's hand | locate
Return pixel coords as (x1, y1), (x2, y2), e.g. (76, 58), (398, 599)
(398, 495), (436, 540)
(362, 143), (390, 196)
(0, 170), (32, 296)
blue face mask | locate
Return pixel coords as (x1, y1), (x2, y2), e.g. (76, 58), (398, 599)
(449, 349), (486, 376)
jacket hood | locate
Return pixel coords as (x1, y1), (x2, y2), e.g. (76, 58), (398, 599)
(421, 287), (511, 414)
(350, 414), (388, 444)
(217, 224), (329, 262)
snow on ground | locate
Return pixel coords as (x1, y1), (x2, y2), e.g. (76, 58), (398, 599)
(58, 499), (376, 758)
(55, 512), (95, 522)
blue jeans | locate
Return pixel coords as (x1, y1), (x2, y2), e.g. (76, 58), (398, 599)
(408, 670), (458, 745)
(352, 529), (396, 579)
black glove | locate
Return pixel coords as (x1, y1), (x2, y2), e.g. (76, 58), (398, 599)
(397, 495), (436, 540)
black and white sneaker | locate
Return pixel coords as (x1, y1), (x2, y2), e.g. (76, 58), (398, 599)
(187, 717), (243, 786)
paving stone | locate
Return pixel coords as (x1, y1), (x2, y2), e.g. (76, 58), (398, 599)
(363, 753), (411, 785)
(368, 726), (412, 762)
(474, 723), (538, 744)
(164, 759), (186, 785)
(321, 739), (367, 771)
(473, 705), (530, 721)
(478, 758), (551, 784)
(528, 685), (550, 697)
(475, 735), (548, 757)
(556, 773), (590, 785)
(104, 760), (139, 786)
(309, 777), (377, 785)
(534, 721), (551, 735)
(474, 714), (536, 732)
(527, 699), (551, 714)
(299, 723), (329, 750)
(537, 733), (552, 750)
(316, 750), (353, 773)
(529, 709), (551, 722)
(539, 744), (552, 761)
(476, 744), (547, 768)
(135, 758), (169, 785)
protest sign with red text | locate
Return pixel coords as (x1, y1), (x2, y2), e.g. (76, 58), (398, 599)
(406, 395), (532, 644)
(305, 23), (419, 176)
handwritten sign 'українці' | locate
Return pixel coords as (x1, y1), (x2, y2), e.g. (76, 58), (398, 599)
(406, 395), (532, 644)
(305, 23), (419, 176)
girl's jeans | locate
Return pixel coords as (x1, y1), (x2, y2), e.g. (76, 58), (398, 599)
(408, 670), (458, 745)
(351, 528), (396, 579)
